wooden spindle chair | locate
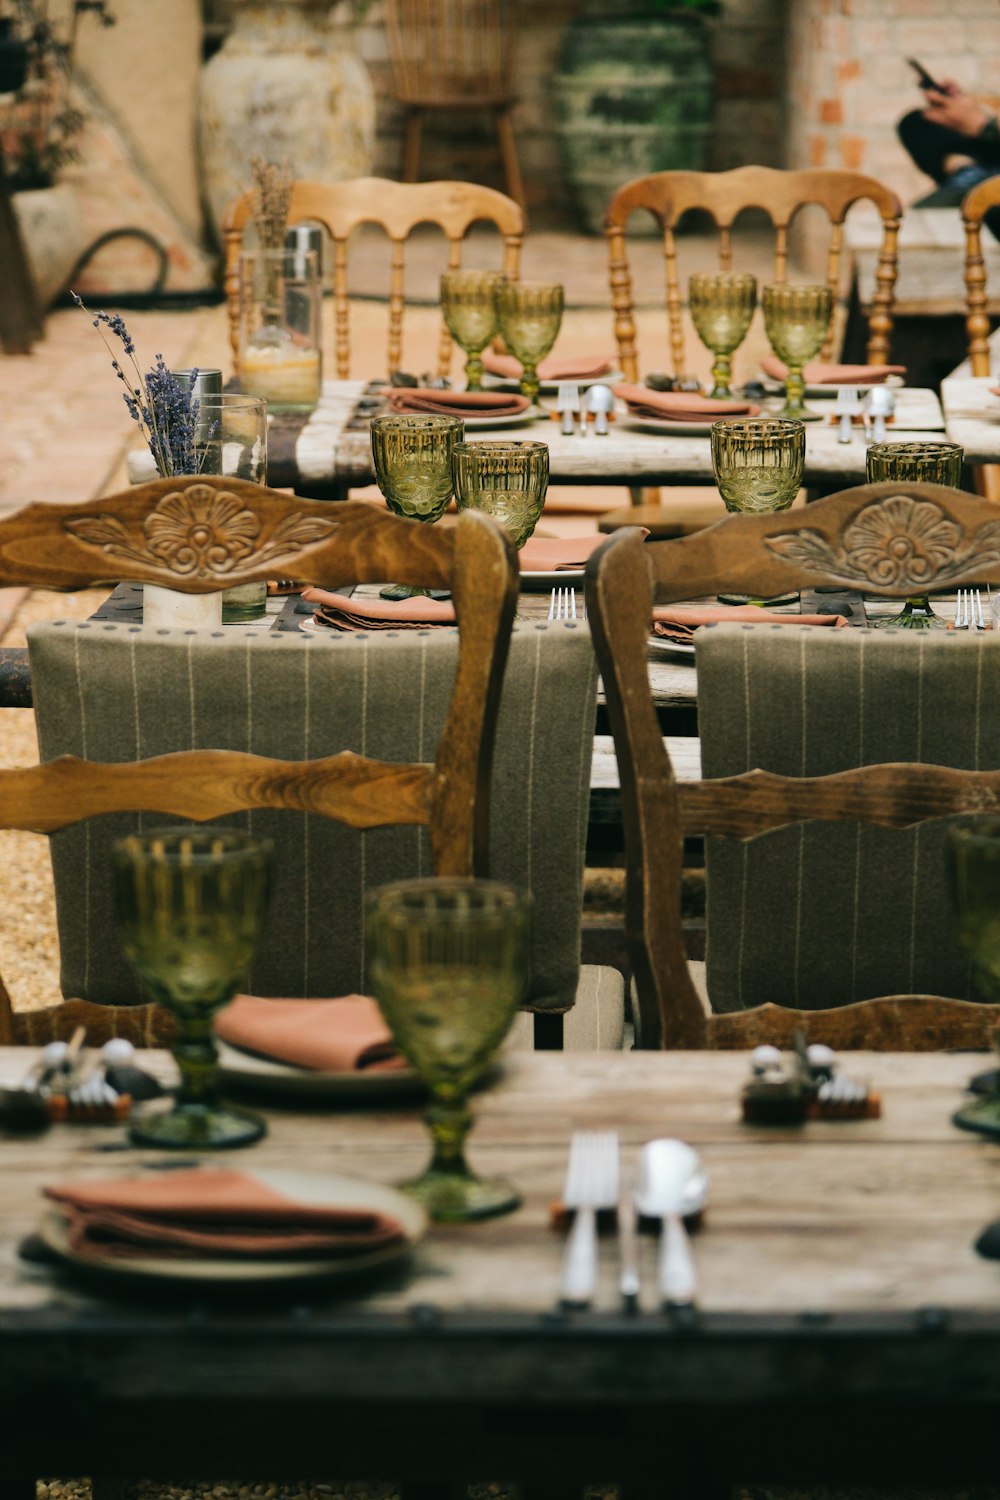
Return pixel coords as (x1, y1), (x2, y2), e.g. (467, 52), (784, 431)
(606, 166), (902, 384)
(222, 177), (524, 382)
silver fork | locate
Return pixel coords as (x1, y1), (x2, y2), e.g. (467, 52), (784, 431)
(956, 588), (986, 630)
(560, 1130), (619, 1308)
(548, 586), (583, 621)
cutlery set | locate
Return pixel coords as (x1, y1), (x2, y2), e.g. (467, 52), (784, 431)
(559, 1131), (707, 1312)
(555, 383), (614, 436)
(0, 1033), (163, 1132)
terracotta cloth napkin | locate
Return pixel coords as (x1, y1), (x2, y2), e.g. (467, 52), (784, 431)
(482, 350), (617, 382)
(301, 587), (455, 631)
(43, 1168), (406, 1261)
(382, 388), (530, 419)
(613, 383), (760, 422)
(216, 993), (402, 1073)
(760, 355), (907, 385)
(653, 604), (852, 643)
(519, 534), (607, 572)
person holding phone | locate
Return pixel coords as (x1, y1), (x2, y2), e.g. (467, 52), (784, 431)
(898, 67), (1000, 229)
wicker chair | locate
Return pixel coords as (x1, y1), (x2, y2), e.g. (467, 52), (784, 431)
(384, 0), (524, 209)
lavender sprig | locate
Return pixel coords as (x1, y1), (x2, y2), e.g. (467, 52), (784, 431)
(73, 293), (200, 477)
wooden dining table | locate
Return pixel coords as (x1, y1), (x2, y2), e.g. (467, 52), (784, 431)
(2, 1046), (1000, 1496)
(267, 381), (949, 498)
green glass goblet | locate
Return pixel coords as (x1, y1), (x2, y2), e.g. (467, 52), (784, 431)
(112, 826), (273, 1150)
(370, 413), (465, 600)
(688, 273), (757, 400)
(866, 441), (964, 630)
(762, 283), (834, 421)
(711, 416), (805, 607)
(441, 269), (504, 392)
(948, 819), (1000, 1139)
(366, 877), (531, 1222)
(494, 280), (564, 404)
(451, 439), (549, 549)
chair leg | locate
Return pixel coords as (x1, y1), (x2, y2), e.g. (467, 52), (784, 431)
(495, 107), (526, 211)
(972, 463), (1000, 501)
(629, 486), (661, 507)
(402, 109), (423, 184)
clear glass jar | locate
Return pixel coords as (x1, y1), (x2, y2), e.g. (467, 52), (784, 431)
(239, 246), (322, 412)
(196, 393), (269, 622)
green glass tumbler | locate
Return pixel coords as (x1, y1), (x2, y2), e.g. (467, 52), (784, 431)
(370, 413), (465, 599)
(113, 826), (273, 1150)
(441, 269), (504, 392)
(494, 280), (564, 404)
(948, 820), (1000, 1139)
(711, 416), (805, 606)
(196, 393), (269, 623)
(866, 441), (964, 629)
(689, 273), (757, 399)
(366, 878), (532, 1222)
(762, 283), (834, 421)
(451, 439), (549, 549)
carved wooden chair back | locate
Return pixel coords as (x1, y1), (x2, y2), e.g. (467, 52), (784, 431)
(222, 177), (525, 380)
(585, 483), (1000, 1050)
(0, 478), (517, 1045)
(605, 166), (902, 382)
(962, 175), (1000, 376)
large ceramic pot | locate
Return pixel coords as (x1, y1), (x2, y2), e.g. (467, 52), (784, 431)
(197, 0), (376, 244)
(554, 6), (714, 236)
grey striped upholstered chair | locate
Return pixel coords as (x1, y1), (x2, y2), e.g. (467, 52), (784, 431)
(585, 482), (1000, 1050)
(1, 475), (622, 1049)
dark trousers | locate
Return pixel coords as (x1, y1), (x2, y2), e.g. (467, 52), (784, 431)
(898, 110), (1000, 236)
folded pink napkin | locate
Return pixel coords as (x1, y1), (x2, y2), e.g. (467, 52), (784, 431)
(519, 534), (606, 572)
(301, 587), (455, 631)
(482, 350), (617, 382)
(216, 993), (402, 1073)
(44, 1168), (406, 1261)
(382, 388), (530, 419)
(653, 604), (852, 643)
(613, 383), (760, 422)
(760, 355), (907, 385)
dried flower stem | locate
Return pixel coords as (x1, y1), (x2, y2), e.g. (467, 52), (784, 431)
(250, 156), (294, 251)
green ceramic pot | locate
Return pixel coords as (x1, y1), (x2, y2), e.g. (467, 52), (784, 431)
(553, 8), (715, 236)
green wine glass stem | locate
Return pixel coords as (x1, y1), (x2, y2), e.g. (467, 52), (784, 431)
(173, 1009), (225, 1112)
(519, 363), (541, 404)
(425, 1093), (475, 1180)
(465, 353), (485, 392)
(777, 361), (808, 420)
(709, 352), (734, 400)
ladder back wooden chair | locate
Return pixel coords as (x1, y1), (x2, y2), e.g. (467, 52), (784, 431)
(384, 0), (524, 210)
(605, 165), (902, 383)
(962, 173), (1000, 377)
(0, 478), (517, 1045)
(222, 177), (524, 380)
(585, 483), (1000, 1050)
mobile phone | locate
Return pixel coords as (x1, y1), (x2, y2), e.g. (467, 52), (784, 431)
(907, 57), (944, 92)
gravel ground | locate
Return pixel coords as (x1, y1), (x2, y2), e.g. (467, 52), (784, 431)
(0, 589), (108, 1017)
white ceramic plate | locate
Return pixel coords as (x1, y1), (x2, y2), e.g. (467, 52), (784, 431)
(621, 416), (715, 437)
(519, 568), (586, 591)
(38, 1169), (427, 1288)
(758, 377), (905, 399)
(217, 1037), (423, 1100)
(459, 404), (549, 429)
(648, 636), (695, 658)
(483, 371), (624, 395)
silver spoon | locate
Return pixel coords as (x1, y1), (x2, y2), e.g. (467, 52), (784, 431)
(586, 383), (615, 436)
(634, 1138), (707, 1309)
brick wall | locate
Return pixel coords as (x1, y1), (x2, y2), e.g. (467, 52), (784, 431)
(786, 0), (1000, 205)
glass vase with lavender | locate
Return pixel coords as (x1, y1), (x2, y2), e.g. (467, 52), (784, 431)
(77, 296), (269, 623)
